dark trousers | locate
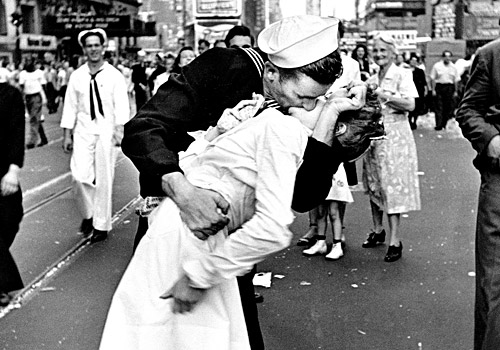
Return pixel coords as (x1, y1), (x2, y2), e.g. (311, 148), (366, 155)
(45, 82), (59, 114)
(134, 216), (265, 349)
(0, 189), (24, 293)
(475, 169), (500, 349)
(134, 86), (147, 111)
(408, 97), (426, 128)
(434, 83), (455, 129)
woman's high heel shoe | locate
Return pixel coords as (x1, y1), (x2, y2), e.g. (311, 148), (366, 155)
(362, 229), (386, 248)
(384, 242), (403, 262)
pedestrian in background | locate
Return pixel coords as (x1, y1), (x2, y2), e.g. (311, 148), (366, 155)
(18, 58), (48, 149)
(131, 50), (148, 111)
(225, 25), (254, 48)
(197, 39), (210, 55)
(170, 46), (196, 74)
(361, 34), (420, 262)
(213, 39), (227, 48)
(456, 37), (500, 350)
(151, 53), (175, 95)
(351, 44), (371, 81)
(0, 67), (26, 306)
(408, 54), (428, 130)
(147, 53), (166, 93)
(60, 28), (130, 243)
(430, 50), (460, 131)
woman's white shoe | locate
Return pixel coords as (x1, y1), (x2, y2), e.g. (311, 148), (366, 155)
(325, 242), (344, 260)
(302, 239), (327, 256)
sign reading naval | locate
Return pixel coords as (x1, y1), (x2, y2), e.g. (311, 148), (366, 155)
(195, 0), (242, 17)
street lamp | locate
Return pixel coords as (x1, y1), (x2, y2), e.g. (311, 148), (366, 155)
(10, 7), (23, 63)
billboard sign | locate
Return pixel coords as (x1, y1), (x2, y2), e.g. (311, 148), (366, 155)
(194, 0), (242, 18)
(19, 34), (58, 51)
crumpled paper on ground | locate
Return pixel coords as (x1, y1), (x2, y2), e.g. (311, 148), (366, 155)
(252, 272), (272, 288)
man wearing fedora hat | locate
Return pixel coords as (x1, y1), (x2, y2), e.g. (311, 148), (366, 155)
(60, 28), (130, 243)
(122, 15), (366, 349)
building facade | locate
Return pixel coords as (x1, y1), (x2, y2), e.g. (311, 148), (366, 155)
(0, 0), (154, 64)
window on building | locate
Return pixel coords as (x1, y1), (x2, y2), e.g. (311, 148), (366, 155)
(0, 1), (7, 35)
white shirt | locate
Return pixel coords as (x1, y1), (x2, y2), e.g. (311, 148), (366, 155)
(19, 69), (46, 94)
(454, 58), (472, 78)
(60, 62), (130, 136)
(430, 60), (459, 84)
(57, 69), (67, 87)
(178, 109), (310, 288)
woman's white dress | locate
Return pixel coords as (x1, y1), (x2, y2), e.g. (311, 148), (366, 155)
(99, 109), (310, 350)
(362, 63), (421, 214)
(325, 163), (353, 203)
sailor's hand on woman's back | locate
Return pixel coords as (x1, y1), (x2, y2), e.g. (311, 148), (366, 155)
(161, 172), (230, 240)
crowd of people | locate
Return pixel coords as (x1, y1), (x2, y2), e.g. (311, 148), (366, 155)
(0, 12), (495, 350)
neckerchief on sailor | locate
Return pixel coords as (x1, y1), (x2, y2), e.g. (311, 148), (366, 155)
(89, 69), (104, 120)
(238, 48), (286, 115)
(253, 98), (283, 118)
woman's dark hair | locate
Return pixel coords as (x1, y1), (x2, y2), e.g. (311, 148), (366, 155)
(171, 46), (194, 74)
(277, 49), (343, 86)
(198, 39), (209, 47)
(24, 59), (36, 73)
(351, 44), (370, 74)
(352, 44), (368, 60)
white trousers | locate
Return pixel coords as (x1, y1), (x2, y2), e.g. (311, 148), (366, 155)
(70, 132), (117, 231)
(99, 199), (250, 350)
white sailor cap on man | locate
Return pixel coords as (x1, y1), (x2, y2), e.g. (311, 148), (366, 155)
(78, 28), (108, 48)
(258, 15), (339, 69)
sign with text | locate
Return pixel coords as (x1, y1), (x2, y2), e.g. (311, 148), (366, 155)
(19, 34), (57, 51)
(44, 15), (131, 35)
(195, 0), (242, 18)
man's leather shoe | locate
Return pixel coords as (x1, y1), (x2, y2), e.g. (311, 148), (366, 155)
(384, 242), (403, 262)
(90, 229), (108, 243)
(254, 292), (264, 303)
(79, 218), (94, 237)
(362, 230), (386, 248)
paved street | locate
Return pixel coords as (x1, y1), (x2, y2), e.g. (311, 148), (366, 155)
(0, 109), (479, 350)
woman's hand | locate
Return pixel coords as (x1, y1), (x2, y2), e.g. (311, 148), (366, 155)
(216, 94), (265, 134)
(160, 274), (206, 314)
(329, 80), (367, 114)
(311, 82), (367, 146)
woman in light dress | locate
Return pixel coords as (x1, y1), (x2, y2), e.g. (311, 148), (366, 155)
(361, 35), (421, 262)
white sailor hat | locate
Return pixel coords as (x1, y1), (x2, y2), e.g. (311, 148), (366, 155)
(258, 15), (339, 68)
(78, 28), (108, 48)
